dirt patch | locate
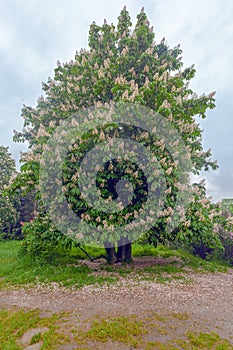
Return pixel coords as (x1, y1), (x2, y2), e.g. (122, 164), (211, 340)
(77, 256), (184, 270)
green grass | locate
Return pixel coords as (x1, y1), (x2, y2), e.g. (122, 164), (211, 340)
(0, 241), (232, 349)
(0, 308), (68, 349)
(0, 240), (117, 289)
(74, 313), (233, 350)
(76, 315), (147, 348)
(186, 331), (233, 349)
(145, 333), (233, 350)
(133, 243), (228, 272)
(132, 243), (159, 257)
(0, 240), (229, 289)
(102, 243), (228, 284)
(1, 308), (232, 349)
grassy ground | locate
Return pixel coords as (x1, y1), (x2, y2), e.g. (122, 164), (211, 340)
(0, 240), (228, 289)
(0, 308), (68, 349)
(0, 240), (117, 289)
(1, 308), (233, 349)
(0, 240), (232, 349)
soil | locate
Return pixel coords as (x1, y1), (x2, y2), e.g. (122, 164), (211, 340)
(0, 257), (233, 349)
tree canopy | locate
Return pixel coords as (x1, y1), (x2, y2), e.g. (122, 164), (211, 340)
(13, 7), (227, 262)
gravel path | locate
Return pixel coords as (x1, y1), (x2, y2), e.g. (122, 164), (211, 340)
(0, 269), (233, 345)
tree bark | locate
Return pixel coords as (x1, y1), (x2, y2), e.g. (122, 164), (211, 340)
(105, 246), (118, 264)
(117, 237), (132, 262)
(105, 238), (132, 264)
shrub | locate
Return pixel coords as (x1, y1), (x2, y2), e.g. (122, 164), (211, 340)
(19, 216), (74, 262)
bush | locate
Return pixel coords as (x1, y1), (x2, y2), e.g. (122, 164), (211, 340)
(20, 216), (74, 262)
(218, 232), (233, 265)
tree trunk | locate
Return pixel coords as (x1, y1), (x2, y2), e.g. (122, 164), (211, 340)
(104, 238), (132, 264)
(117, 237), (132, 263)
(105, 246), (118, 264)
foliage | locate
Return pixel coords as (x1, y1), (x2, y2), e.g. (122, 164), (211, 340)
(12, 7), (222, 260)
(176, 181), (224, 258)
(218, 232), (233, 265)
(17, 190), (36, 224)
(213, 198), (233, 264)
(20, 215), (76, 262)
(0, 145), (19, 238)
(170, 191), (233, 262)
(221, 198), (233, 215)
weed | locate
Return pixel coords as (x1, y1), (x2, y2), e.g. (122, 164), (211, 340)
(76, 315), (147, 348)
(1, 307), (232, 349)
(30, 332), (42, 344)
(144, 332), (233, 349)
(0, 308), (67, 349)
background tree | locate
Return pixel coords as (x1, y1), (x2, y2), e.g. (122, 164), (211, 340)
(0, 146), (19, 238)
(213, 198), (233, 264)
(17, 190), (36, 224)
(220, 198), (233, 216)
(13, 7), (221, 263)
(176, 181), (224, 258)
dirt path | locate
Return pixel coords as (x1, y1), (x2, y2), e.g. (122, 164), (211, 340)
(0, 267), (233, 348)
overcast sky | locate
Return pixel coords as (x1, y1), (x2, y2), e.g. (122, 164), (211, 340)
(0, 0), (232, 202)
